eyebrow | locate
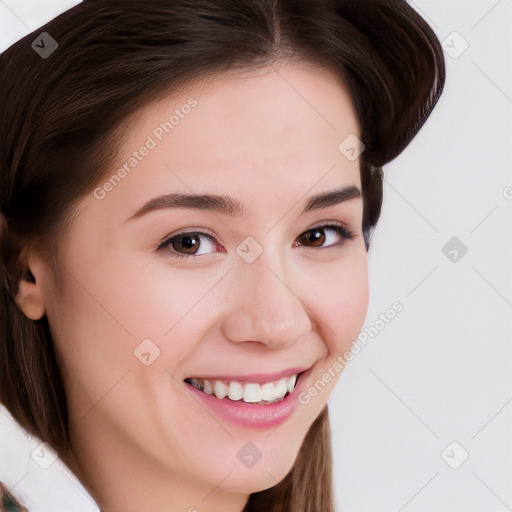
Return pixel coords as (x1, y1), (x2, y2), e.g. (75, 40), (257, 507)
(124, 185), (361, 222)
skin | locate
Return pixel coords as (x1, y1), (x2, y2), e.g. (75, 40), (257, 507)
(15, 60), (369, 512)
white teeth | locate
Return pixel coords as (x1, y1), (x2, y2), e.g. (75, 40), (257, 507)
(189, 373), (300, 404)
(213, 380), (227, 399)
(243, 383), (263, 403)
(228, 381), (243, 401)
(260, 382), (276, 401)
(203, 379), (213, 395)
(276, 377), (287, 397)
(287, 374), (297, 393)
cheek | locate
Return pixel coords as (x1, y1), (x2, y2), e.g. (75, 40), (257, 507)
(312, 248), (369, 353)
(46, 278), (136, 419)
(108, 260), (225, 341)
(294, 248), (368, 406)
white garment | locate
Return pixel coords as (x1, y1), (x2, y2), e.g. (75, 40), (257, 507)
(0, 403), (99, 512)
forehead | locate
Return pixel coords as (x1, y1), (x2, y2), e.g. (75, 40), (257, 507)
(129, 60), (359, 153)
(88, 61), (362, 223)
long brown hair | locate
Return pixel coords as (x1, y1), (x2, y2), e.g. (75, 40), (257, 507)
(0, 1), (445, 510)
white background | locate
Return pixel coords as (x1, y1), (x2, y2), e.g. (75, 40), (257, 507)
(0, 1), (511, 511)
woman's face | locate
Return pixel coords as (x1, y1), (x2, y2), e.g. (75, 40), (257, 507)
(39, 61), (369, 509)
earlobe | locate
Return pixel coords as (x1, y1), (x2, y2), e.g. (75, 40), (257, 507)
(14, 253), (46, 321)
(14, 278), (46, 320)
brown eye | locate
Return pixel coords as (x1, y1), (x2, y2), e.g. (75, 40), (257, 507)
(157, 231), (219, 258)
(296, 224), (354, 249)
(298, 228), (326, 248)
(170, 233), (201, 255)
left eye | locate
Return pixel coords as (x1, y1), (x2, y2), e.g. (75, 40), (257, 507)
(295, 224), (354, 248)
(157, 224), (354, 259)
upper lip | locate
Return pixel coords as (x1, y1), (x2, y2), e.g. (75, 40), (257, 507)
(184, 366), (311, 384)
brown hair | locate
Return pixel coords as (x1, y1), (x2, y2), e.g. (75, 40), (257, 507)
(0, 0), (445, 510)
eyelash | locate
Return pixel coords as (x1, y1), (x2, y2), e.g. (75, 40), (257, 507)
(156, 223), (355, 260)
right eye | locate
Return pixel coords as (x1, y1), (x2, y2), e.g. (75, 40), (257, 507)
(156, 230), (223, 259)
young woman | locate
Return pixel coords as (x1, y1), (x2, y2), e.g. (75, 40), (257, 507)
(0, 0), (445, 510)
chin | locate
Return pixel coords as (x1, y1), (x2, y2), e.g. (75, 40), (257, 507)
(217, 451), (297, 494)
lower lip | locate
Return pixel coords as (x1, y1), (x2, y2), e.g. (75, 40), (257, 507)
(184, 369), (311, 429)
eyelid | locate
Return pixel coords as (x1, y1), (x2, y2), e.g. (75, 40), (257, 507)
(306, 219), (351, 232)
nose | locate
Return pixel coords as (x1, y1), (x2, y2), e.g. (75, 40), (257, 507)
(220, 249), (312, 349)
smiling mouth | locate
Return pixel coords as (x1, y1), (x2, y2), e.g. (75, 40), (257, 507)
(184, 370), (306, 405)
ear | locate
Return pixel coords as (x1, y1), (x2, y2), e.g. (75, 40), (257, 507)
(14, 247), (47, 320)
